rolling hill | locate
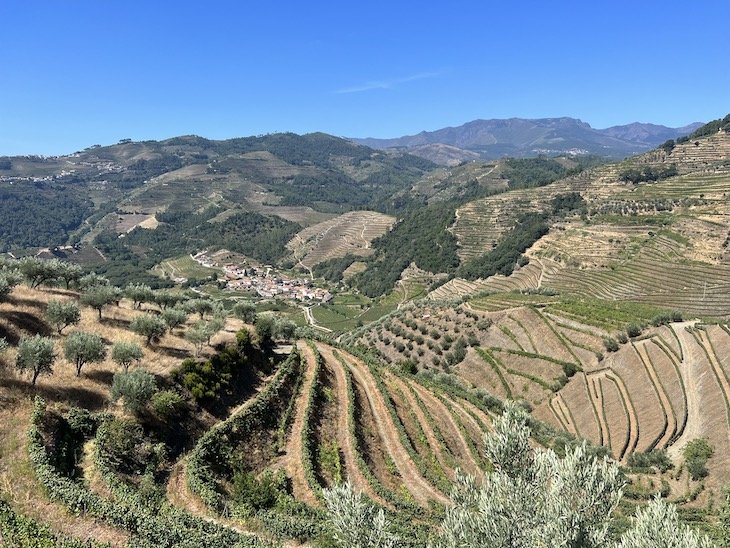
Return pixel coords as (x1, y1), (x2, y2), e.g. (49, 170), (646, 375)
(2, 114), (730, 545)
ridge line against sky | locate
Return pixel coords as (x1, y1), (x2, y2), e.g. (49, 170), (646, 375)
(1, 1), (728, 156)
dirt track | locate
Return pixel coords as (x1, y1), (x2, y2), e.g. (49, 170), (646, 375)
(277, 342), (321, 506)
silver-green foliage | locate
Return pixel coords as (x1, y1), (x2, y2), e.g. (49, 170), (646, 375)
(130, 313), (168, 345)
(161, 306), (189, 331)
(233, 301), (257, 323)
(323, 401), (716, 547)
(323, 482), (396, 548)
(80, 285), (120, 319)
(46, 299), (81, 334)
(16, 334), (56, 385)
(124, 283), (155, 309)
(616, 496), (715, 548)
(438, 402), (624, 547)
(111, 341), (144, 372)
(64, 331), (106, 376)
(111, 368), (157, 414)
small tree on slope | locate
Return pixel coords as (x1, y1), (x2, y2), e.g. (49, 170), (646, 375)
(15, 335), (56, 385)
(64, 331), (106, 377)
(323, 482), (397, 548)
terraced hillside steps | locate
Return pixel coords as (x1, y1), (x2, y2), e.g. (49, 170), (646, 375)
(316, 345), (390, 508)
(386, 375), (458, 481)
(668, 323), (730, 480)
(332, 348), (450, 506)
(407, 381), (483, 479)
(632, 341), (677, 451)
(278, 342), (323, 506)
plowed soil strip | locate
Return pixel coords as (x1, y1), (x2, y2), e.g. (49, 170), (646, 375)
(588, 374), (609, 448)
(606, 372), (639, 461)
(317, 345), (390, 508)
(634, 341), (676, 450)
(549, 397), (570, 432)
(336, 348), (449, 506)
(650, 338), (688, 443)
(669, 323), (705, 456)
(555, 394), (579, 437)
(279, 342), (321, 506)
(695, 329), (730, 428)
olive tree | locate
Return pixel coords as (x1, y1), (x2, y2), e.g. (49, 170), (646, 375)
(125, 283), (155, 309)
(185, 298), (215, 320)
(0, 269), (23, 302)
(111, 341), (144, 372)
(16, 335), (56, 385)
(161, 306), (189, 332)
(111, 368), (157, 415)
(46, 299), (81, 334)
(18, 257), (63, 289)
(233, 301), (257, 323)
(184, 324), (208, 356)
(324, 401), (716, 547)
(78, 272), (109, 290)
(57, 262), (84, 289)
(64, 331), (106, 376)
(154, 289), (187, 310)
(436, 401), (624, 547)
(130, 314), (168, 346)
(323, 482), (397, 548)
(616, 496), (715, 548)
(80, 285), (120, 320)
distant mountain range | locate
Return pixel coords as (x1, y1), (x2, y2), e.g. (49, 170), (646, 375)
(353, 117), (703, 164)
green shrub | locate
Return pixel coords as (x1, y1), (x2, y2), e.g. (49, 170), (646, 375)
(150, 390), (185, 419)
(627, 449), (673, 472)
(603, 337), (619, 352)
(173, 346), (245, 403)
(626, 323), (642, 338)
(683, 438), (714, 481)
(96, 417), (152, 475)
(232, 469), (286, 510)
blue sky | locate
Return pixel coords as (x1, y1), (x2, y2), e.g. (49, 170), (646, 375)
(1, 1), (728, 155)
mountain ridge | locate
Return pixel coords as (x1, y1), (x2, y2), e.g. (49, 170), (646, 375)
(353, 117), (703, 163)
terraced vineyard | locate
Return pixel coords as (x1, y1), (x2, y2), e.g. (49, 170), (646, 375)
(350, 292), (730, 502)
(287, 210), (395, 269)
(535, 322), (730, 495)
(185, 340), (502, 514)
(450, 164), (621, 261)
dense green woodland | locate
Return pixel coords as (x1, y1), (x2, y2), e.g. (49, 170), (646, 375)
(0, 184), (92, 250)
(457, 213), (550, 280)
(94, 208), (299, 286)
(354, 202), (460, 297)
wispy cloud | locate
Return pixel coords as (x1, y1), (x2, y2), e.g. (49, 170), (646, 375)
(334, 71), (442, 94)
